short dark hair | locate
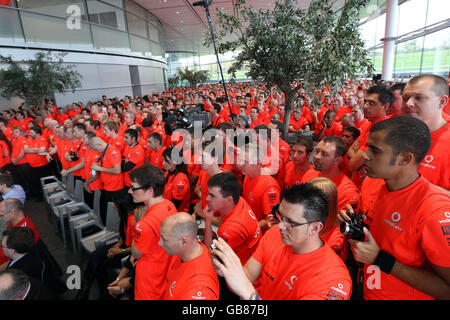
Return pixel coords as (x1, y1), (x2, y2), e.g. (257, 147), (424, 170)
(370, 115), (431, 164)
(74, 123), (87, 132)
(29, 126), (42, 135)
(148, 132), (163, 145)
(321, 136), (347, 158)
(391, 82), (406, 93)
(129, 164), (165, 197)
(343, 126), (360, 139)
(366, 84), (395, 106)
(207, 172), (241, 205)
(282, 183), (329, 224)
(3, 227), (35, 254)
(0, 171), (13, 187)
(291, 136), (314, 153)
(142, 116), (155, 128)
(124, 128), (138, 141)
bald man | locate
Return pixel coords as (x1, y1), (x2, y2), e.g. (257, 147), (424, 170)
(401, 74), (450, 193)
(89, 136), (125, 224)
(159, 212), (219, 300)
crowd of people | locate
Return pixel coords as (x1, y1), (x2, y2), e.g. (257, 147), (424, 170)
(0, 73), (449, 300)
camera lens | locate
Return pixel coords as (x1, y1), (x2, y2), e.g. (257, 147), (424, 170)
(340, 221), (350, 235)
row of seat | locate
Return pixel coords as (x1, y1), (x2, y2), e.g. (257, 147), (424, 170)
(40, 174), (121, 255)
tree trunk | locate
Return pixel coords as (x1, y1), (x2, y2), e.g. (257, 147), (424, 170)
(282, 91), (294, 141)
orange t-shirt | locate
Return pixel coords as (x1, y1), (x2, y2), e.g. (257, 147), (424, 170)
(242, 174), (280, 222)
(109, 135), (126, 155)
(252, 227), (352, 300)
(218, 197), (261, 265)
(133, 199), (177, 300)
(289, 117), (308, 131)
(283, 161), (311, 190)
(322, 225), (346, 259)
(84, 149), (103, 191)
(0, 141), (11, 167)
(418, 122), (450, 190)
(25, 136), (49, 167)
(361, 176), (450, 300)
(149, 146), (166, 170)
(122, 143), (145, 187)
(164, 171), (190, 213)
(334, 106), (352, 122)
(354, 118), (371, 138)
(314, 121), (344, 138)
(99, 145), (124, 192)
(301, 169), (359, 210)
(163, 242), (219, 300)
(68, 139), (87, 178)
(11, 136), (28, 165)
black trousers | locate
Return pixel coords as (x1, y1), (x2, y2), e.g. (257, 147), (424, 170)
(28, 164), (53, 199)
(100, 189), (127, 225)
(11, 163), (31, 194)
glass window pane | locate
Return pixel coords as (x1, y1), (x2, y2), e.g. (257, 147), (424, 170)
(86, 0), (126, 31)
(394, 37), (423, 76)
(124, 1), (146, 19)
(150, 42), (164, 60)
(130, 34), (151, 57)
(421, 29), (450, 76)
(20, 11), (93, 50)
(426, 0), (450, 26)
(359, 18), (377, 48)
(0, 6), (25, 44)
(148, 24), (159, 43)
(102, 0), (123, 8)
(17, 0), (88, 21)
(397, 0), (427, 36)
(91, 24), (130, 54)
(126, 13), (147, 38)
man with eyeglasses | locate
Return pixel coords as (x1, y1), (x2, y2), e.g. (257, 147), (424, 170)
(211, 183), (352, 300)
(128, 164), (177, 300)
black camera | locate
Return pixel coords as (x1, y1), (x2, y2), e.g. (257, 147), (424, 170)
(340, 209), (369, 241)
(69, 151), (79, 161)
(162, 105), (210, 135)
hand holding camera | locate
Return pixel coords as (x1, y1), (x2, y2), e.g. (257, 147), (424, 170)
(69, 151), (79, 161)
(339, 206), (369, 242)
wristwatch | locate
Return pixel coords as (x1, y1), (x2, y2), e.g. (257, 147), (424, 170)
(249, 291), (261, 300)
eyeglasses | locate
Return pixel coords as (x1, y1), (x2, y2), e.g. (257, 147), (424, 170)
(271, 204), (321, 228)
(129, 185), (147, 192)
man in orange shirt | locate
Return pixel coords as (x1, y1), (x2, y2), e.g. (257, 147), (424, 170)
(302, 136), (359, 211)
(401, 74), (449, 192)
(147, 132), (166, 170)
(103, 120), (125, 154)
(89, 137), (124, 224)
(82, 132), (102, 208)
(10, 126), (31, 194)
(351, 104), (371, 137)
(62, 123), (87, 182)
(239, 143), (280, 233)
(204, 172), (261, 300)
(159, 212), (219, 300)
(313, 110), (344, 142)
(347, 84), (394, 188)
(129, 164), (177, 300)
(341, 116), (450, 300)
(283, 137), (313, 190)
(122, 129), (145, 188)
(23, 126), (51, 200)
(204, 172), (261, 266)
(211, 183), (352, 300)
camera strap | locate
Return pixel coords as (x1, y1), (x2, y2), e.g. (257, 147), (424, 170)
(97, 144), (109, 166)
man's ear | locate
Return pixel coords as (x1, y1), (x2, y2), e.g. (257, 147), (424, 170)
(398, 152), (414, 166)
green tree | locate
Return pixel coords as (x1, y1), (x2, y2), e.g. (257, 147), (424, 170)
(206, 0), (374, 138)
(174, 67), (210, 88)
(0, 51), (82, 115)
